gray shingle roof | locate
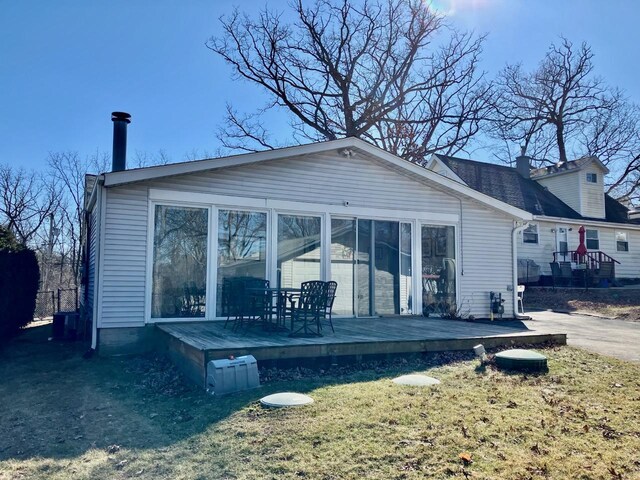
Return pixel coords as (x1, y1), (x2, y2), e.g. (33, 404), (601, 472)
(436, 155), (638, 225)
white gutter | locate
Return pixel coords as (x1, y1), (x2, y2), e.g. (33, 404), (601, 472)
(533, 215), (640, 231)
(512, 221), (530, 320)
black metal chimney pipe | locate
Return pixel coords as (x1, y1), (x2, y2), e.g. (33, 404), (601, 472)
(111, 112), (131, 172)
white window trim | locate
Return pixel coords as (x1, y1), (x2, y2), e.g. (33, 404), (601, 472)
(586, 172), (597, 183)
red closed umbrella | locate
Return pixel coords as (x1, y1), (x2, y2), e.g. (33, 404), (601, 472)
(576, 226), (588, 256)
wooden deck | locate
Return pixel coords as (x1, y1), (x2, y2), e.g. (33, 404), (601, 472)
(156, 317), (566, 387)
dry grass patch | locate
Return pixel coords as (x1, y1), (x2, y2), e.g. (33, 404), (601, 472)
(526, 287), (640, 321)
(1, 325), (639, 479)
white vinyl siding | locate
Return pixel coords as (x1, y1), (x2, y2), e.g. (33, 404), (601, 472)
(518, 220), (640, 278)
(100, 186), (148, 328)
(458, 204), (515, 318)
(146, 153), (463, 212)
(98, 151), (518, 327)
(535, 160), (607, 219)
(580, 168), (606, 218)
(536, 173), (581, 215)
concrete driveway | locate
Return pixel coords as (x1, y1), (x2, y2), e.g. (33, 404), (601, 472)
(524, 310), (640, 363)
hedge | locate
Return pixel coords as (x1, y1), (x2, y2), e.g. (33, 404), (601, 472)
(0, 229), (40, 342)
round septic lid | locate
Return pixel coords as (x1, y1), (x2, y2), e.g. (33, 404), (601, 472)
(495, 349), (548, 372)
(392, 374), (441, 387)
(260, 392), (314, 408)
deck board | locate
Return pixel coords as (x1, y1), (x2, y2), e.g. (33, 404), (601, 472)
(157, 316), (561, 352)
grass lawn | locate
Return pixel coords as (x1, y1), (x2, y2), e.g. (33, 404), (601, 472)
(526, 288), (640, 321)
(1, 325), (639, 480)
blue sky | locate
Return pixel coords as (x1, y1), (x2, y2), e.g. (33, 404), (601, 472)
(1, 0), (639, 171)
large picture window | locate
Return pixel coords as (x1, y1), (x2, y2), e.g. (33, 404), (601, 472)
(151, 205), (208, 318)
(216, 210), (267, 316)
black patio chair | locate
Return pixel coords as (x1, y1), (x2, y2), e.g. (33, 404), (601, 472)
(244, 277), (272, 327)
(223, 277), (270, 332)
(319, 281), (337, 333)
(289, 280), (326, 337)
(549, 262), (572, 287)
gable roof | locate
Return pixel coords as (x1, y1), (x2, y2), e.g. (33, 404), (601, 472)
(435, 154), (582, 219)
(530, 156), (609, 179)
(434, 154), (639, 226)
(100, 137), (532, 220)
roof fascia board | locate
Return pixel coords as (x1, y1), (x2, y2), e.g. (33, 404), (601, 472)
(533, 215), (640, 230)
(103, 137), (360, 187)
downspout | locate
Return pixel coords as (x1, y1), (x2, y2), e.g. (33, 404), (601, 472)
(512, 220), (530, 319)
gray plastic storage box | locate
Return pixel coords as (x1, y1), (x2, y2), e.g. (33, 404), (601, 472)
(206, 355), (260, 395)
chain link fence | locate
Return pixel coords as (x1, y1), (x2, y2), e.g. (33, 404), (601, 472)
(34, 288), (78, 319)
(35, 291), (56, 319)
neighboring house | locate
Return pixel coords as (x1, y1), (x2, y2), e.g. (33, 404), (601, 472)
(82, 121), (533, 354)
(426, 153), (640, 281)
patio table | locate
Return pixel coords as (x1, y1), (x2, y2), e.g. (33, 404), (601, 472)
(247, 287), (301, 331)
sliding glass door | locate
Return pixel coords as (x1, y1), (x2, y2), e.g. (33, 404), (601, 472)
(277, 214), (322, 288)
(331, 218), (356, 316)
(355, 219), (412, 317)
(421, 225), (456, 315)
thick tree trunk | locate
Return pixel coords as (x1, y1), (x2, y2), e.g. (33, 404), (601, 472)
(556, 123), (568, 163)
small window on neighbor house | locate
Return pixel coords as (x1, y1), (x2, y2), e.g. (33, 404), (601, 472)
(523, 224), (538, 244)
(586, 173), (598, 183)
(616, 231), (629, 252)
(586, 229), (599, 249)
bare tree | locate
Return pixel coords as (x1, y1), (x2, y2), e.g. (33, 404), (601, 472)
(132, 149), (172, 168)
(0, 164), (60, 245)
(489, 38), (640, 204)
(577, 100), (640, 203)
(208, 0), (492, 162)
(47, 152), (95, 285)
(491, 38), (618, 165)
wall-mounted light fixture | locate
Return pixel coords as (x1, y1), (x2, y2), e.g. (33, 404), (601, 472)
(341, 148), (355, 158)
